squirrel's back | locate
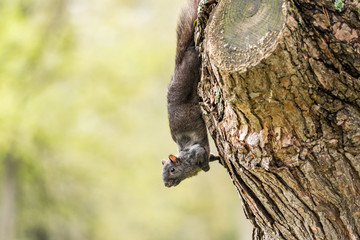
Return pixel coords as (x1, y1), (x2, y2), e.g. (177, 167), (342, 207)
(175, 0), (200, 65)
(168, 0), (203, 136)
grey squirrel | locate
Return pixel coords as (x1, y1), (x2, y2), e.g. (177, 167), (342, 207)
(161, 0), (219, 187)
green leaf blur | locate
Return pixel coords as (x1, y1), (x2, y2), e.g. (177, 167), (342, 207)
(0, 0), (252, 239)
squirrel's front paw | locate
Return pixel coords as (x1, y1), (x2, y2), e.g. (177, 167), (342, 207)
(200, 161), (210, 172)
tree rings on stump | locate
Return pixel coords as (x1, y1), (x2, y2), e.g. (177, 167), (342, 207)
(205, 0), (287, 72)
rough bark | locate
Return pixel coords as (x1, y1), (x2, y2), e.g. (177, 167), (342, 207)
(196, 0), (360, 239)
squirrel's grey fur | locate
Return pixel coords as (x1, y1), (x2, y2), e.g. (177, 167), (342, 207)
(162, 0), (218, 187)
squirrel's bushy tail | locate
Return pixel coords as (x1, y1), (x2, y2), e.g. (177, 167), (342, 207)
(175, 0), (200, 65)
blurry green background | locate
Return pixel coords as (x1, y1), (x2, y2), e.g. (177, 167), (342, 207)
(0, 0), (252, 239)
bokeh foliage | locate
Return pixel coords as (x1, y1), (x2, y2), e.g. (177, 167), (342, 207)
(0, 0), (252, 239)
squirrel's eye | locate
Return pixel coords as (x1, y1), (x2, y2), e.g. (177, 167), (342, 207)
(170, 168), (175, 173)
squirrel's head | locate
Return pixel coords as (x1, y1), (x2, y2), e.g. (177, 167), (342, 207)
(161, 149), (206, 187)
(161, 154), (186, 187)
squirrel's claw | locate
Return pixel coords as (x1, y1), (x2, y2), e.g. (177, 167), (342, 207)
(209, 153), (221, 161)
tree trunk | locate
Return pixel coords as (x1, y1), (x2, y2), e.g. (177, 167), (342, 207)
(196, 0), (360, 239)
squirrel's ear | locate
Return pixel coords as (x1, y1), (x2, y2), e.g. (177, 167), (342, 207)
(161, 160), (166, 165)
(169, 154), (177, 162)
